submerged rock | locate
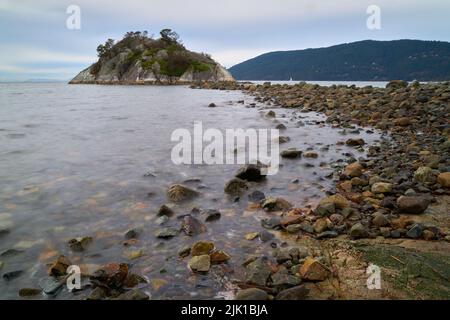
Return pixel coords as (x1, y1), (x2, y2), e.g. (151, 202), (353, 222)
(224, 178), (248, 195)
(19, 288), (42, 297)
(155, 227), (179, 239)
(210, 250), (231, 264)
(235, 164), (266, 182)
(90, 263), (129, 290)
(188, 255), (211, 273)
(191, 241), (215, 256)
(181, 215), (206, 236)
(68, 237), (93, 252)
(280, 148), (302, 159)
(167, 184), (199, 202)
(49, 255), (72, 277)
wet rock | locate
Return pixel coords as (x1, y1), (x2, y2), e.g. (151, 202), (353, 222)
(155, 227), (179, 239)
(224, 178), (248, 195)
(276, 285), (309, 300)
(396, 196), (430, 214)
(281, 214), (303, 227)
(299, 257), (330, 281)
(279, 136), (290, 143)
(202, 209), (221, 222)
(344, 162), (363, 177)
(248, 190), (266, 202)
(266, 110), (276, 118)
(90, 263), (129, 289)
(235, 288), (269, 300)
(155, 215), (169, 226)
(245, 258), (272, 286)
(276, 123), (287, 130)
(68, 237), (93, 252)
(371, 182), (393, 194)
(346, 138), (365, 146)
(87, 287), (107, 300)
(181, 215), (206, 236)
(235, 164), (266, 182)
(286, 224), (303, 234)
(261, 216), (282, 229)
(304, 151), (318, 158)
(262, 197), (293, 211)
(319, 194), (349, 209)
(124, 228), (140, 239)
(124, 249), (145, 260)
(437, 172), (450, 188)
(191, 241), (215, 256)
(208, 103), (217, 108)
(280, 148), (302, 159)
(349, 223), (368, 239)
(188, 255), (211, 273)
(178, 246), (191, 258)
(19, 288), (42, 297)
(273, 248), (292, 263)
(157, 204), (174, 216)
(313, 218), (330, 233)
(315, 202), (335, 216)
(3, 270), (24, 281)
(271, 270), (302, 288)
(413, 166), (436, 185)
(406, 224), (424, 239)
(210, 250), (231, 264)
(167, 184), (199, 202)
(38, 276), (65, 295)
(245, 232), (260, 240)
(114, 289), (150, 300)
(49, 255), (71, 276)
(0, 228), (9, 237)
(259, 230), (275, 242)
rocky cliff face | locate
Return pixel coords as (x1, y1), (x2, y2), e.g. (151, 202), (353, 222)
(69, 31), (234, 84)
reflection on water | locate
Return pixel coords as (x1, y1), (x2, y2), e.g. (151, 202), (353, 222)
(0, 83), (382, 299)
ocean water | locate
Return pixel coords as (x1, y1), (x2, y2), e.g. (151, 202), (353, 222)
(0, 83), (383, 299)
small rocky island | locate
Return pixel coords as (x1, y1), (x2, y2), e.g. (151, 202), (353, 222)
(69, 29), (234, 85)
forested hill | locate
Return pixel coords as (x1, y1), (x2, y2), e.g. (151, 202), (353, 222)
(229, 40), (450, 81)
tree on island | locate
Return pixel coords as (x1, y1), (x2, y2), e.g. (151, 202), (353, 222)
(96, 38), (115, 58)
(160, 29), (180, 44)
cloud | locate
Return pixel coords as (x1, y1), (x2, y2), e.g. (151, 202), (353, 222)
(0, 0), (449, 80)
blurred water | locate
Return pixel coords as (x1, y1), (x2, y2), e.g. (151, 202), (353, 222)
(0, 83), (382, 299)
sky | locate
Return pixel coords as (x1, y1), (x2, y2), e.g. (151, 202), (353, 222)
(1, 0), (449, 81)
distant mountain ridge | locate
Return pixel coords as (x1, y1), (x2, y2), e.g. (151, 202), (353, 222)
(229, 40), (450, 81)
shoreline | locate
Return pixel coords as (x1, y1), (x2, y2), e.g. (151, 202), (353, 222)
(3, 81), (449, 300)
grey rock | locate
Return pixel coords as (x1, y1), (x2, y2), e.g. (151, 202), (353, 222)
(235, 288), (268, 300)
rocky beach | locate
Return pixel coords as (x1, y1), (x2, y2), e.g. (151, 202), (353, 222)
(186, 79), (450, 299)
(1, 80), (449, 300)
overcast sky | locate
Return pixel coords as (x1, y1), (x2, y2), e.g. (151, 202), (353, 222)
(1, 0), (449, 81)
